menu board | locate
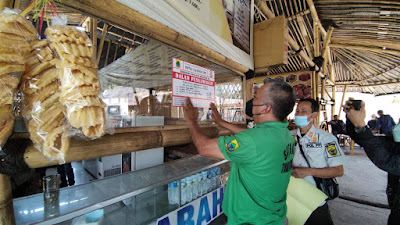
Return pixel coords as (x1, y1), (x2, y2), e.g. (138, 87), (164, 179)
(253, 71), (312, 100)
(172, 58), (215, 108)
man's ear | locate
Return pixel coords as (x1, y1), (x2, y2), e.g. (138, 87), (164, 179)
(309, 112), (318, 120)
(262, 104), (272, 114)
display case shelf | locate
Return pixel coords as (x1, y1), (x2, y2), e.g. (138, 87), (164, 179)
(14, 155), (227, 225)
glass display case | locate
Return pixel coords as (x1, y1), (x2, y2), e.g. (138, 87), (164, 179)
(13, 156), (229, 225)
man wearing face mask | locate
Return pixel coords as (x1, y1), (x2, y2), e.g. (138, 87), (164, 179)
(291, 99), (345, 225)
(344, 99), (400, 225)
(184, 79), (296, 225)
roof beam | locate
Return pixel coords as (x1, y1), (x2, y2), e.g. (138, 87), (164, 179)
(330, 43), (400, 56)
(331, 38), (400, 51)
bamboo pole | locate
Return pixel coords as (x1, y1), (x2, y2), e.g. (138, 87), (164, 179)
(96, 23), (108, 65)
(24, 126), (227, 168)
(0, 0), (13, 10)
(338, 85), (348, 118)
(331, 85), (336, 120)
(0, 174), (15, 225)
(331, 38), (400, 52)
(104, 40), (111, 67)
(330, 44), (400, 56)
(306, 0), (327, 38)
(57, 0), (248, 74)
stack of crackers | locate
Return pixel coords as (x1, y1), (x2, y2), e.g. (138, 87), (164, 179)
(0, 13), (36, 147)
(21, 40), (69, 161)
(45, 25), (105, 138)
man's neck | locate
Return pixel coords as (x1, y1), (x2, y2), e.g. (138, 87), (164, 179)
(300, 123), (312, 134)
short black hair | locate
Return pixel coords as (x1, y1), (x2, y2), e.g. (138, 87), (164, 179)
(299, 98), (319, 113)
(261, 80), (296, 121)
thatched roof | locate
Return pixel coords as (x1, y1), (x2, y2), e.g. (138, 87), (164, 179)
(254, 0), (400, 96)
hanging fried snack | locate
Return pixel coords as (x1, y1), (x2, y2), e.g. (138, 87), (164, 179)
(20, 40), (70, 161)
(0, 12), (37, 147)
(46, 25), (105, 138)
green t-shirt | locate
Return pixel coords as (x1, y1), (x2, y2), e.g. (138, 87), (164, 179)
(218, 121), (295, 225)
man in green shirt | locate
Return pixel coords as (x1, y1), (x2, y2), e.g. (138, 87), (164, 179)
(183, 79), (296, 225)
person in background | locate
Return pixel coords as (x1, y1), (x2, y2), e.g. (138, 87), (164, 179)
(291, 99), (345, 225)
(377, 110), (396, 135)
(57, 163), (75, 187)
(344, 99), (400, 225)
(183, 79), (296, 225)
(368, 114), (380, 134)
(329, 115), (346, 137)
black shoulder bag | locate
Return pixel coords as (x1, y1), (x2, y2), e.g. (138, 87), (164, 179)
(297, 136), (339, 200)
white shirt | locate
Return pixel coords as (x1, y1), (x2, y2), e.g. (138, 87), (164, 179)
(291, 126), (346, 188)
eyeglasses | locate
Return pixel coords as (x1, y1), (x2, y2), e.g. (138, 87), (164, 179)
(253, 104), (266, 107)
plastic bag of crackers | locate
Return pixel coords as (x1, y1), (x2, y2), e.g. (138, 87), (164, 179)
(0, 8), (37, 147)
(45, 16), (106, 139)
(20, 39), (70, 162)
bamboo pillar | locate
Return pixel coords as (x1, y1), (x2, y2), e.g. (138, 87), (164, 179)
(338, 85), (348, 119)
(0, 174), (15, 225)
(0, 0), (13, 10)
(331, 85), (336, 120)
(96, 23), (108, 65)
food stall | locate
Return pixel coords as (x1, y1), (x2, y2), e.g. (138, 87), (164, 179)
(0, 0), (254, 224)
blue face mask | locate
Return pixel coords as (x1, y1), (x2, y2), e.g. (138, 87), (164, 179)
(294, 115), (310, 128)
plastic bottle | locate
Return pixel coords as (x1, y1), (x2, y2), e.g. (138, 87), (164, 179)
(207, 169), (213, 192)
(194, 174), (200, 199)
(180, 178), (187, 205)
(201, 171), (207, 195)
(168, 181), (179, 205)
(215, 167), (221, 188)
(187, 176), (193, 202)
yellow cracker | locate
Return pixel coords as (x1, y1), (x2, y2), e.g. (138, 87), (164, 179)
(23, 81), (59, 108)
(0, 63), (25, 76)
(60, 85), (100, 102)
(67, 106), (105, 128)
(0, 33), (30, 54)
(0, 105), (12, 123)
(23, 59), (57, 79)
(43, 125), (70, 159)
(64, 96), (106, 112)
(0, 92), (13, 105)
(47, 33), (91, 45)
(45, 25), (88, 40)
(60, 64), (98, 80)
(0, 22), (36, 40)
(59, 70), (98, 87)
(0, 74), (19, 89)
(0, 14), (37, 40)
(59, 53), (97, 68)
(30, 40), (49, 49)
(22, 68), (58, 95)
(82, 123), (105, 138)
(0, 52), (25, 64)
(0, 117), (14, 147)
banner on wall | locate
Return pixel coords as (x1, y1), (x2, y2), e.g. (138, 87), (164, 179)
(172, 58), (216, 108)
(164, 0), (251, 54)
(253, 71), (312, 100)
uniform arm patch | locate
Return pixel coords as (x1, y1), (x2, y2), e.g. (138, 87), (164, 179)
(226, 139), (239, 153)
(326, 142), (341, 158)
